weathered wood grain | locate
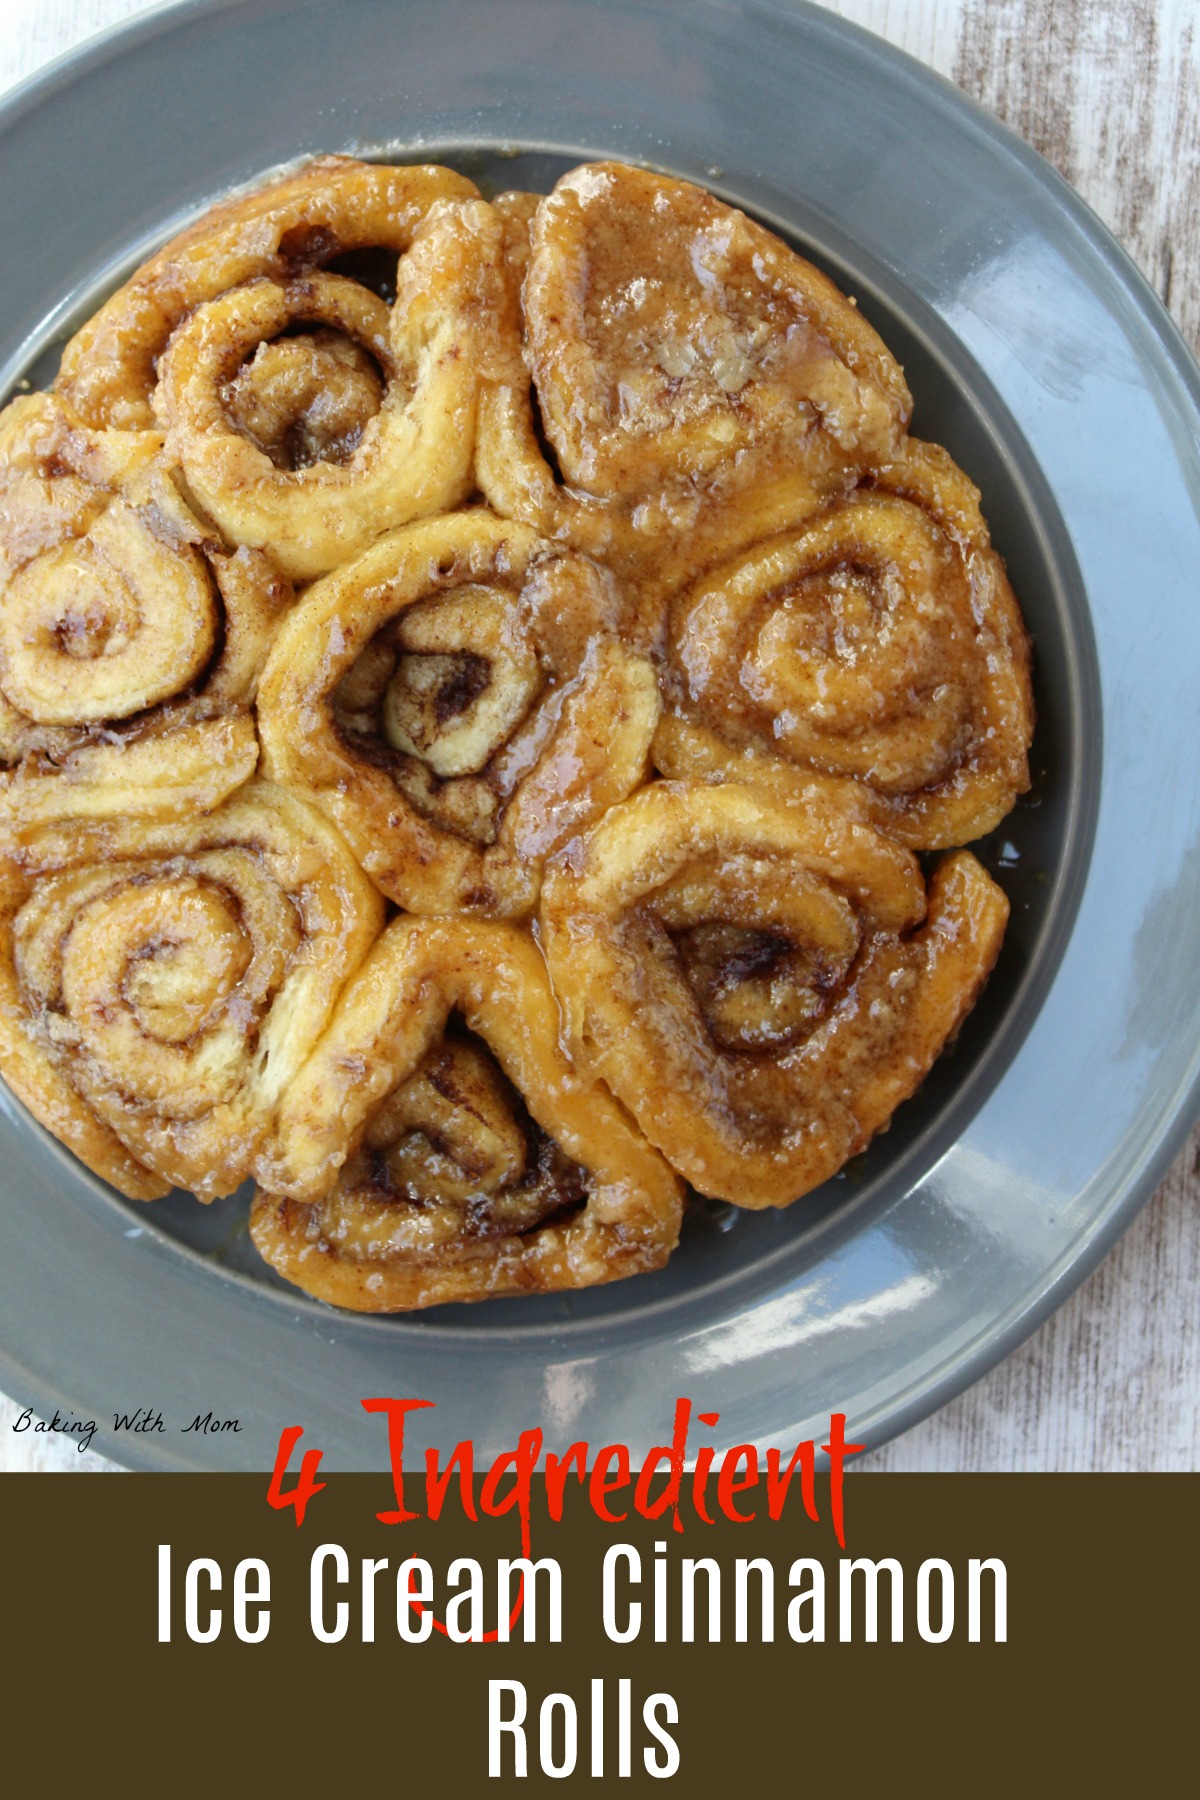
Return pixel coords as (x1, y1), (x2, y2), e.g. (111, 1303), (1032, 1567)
(837, 0), (1200, 354)
(0, 0), (1196, 1473)
(820, 0), (1200, 1472)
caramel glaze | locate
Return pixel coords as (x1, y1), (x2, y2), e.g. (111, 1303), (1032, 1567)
(541, 781), (1009, 1210)
(257, 509), (660, 917)
(656, 437), (1033, 849)
(152, 197), (508, 582)
(56, 157), (480, 431)
(252, 919), (683, 1310)
(222, 322), (386, 472)
(0, 154), (1034, 1311)
(477, 163), (912, 649)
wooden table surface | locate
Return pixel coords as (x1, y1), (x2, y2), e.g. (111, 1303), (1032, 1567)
(0, 0), (1196, 1473)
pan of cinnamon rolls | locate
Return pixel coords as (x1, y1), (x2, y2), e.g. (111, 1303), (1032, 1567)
(0, 155), (1033, 1313)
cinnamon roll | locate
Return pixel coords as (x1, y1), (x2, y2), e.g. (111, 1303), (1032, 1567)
(0, 782), (383, 1200)
(257, 509), (660, 916)
(656, 439), (1034, 847)
(0, 392), (287, 842)
(541, 781), (1009, 1209)
(0, 153), (1035, 1313)
(56, 156), (480, 431)
(476, 162), (912, 641)
(153, 198), (506, 580)
(252, 918), (683, 1309)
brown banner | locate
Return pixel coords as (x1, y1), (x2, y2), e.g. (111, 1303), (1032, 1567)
(3, 1468), (1195, 1789)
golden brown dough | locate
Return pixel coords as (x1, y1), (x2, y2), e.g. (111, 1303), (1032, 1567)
(56, 156), (481, 430)
(0, 392), (287, 842)
(257, 509), (660, 916)
(153, 199), (507, 580)
(0, 781), (383, 1200)
(477, 163), (912, 642)
(541, 781), (1009, 1208)
(0, 154), (1034, 1315)
(252, 917), (683, 1309)
(656, 438), (1034, 847)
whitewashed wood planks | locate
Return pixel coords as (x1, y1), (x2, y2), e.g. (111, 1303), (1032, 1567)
(0, 0), (1196, 1472)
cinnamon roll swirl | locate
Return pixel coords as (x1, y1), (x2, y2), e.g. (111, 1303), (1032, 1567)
(477, 162), (912, 641)
(0, 153), (1036, 1312)
(656, 439), (1034, 847)
(0, 392), (287, 842)
(252, 918), (683, 1309)
(541, 781), (1009, 1209)
(153, 198), (505, 580)
(56, 156), (480, 431)
(257, 510), (660, 916)
(0, 781), (383, 1200)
